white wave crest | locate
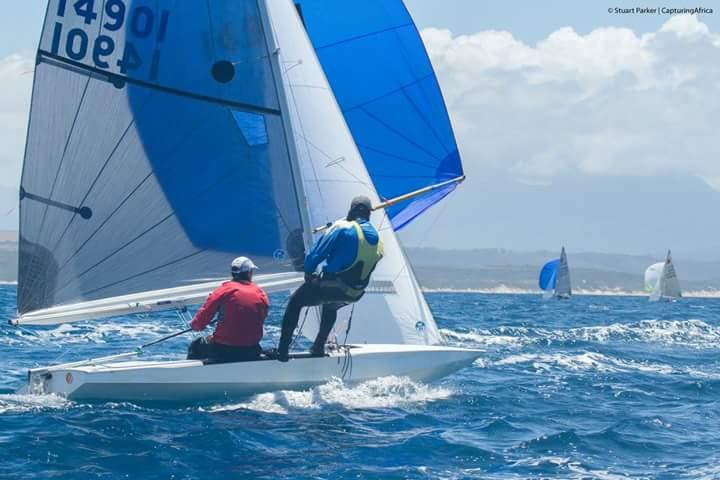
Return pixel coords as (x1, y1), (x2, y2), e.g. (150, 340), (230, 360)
(492, 352), (676, 375)
(5, 321), (182, 347)
(561, 319), (720, 349)
(440, 328), (527, 348)
(204, 376), (454, 415)
(0, 393), (70, 414)
(441, 319), (720, 351)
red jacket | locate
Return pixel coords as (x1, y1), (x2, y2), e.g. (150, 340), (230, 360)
(191, 280), (269, 347)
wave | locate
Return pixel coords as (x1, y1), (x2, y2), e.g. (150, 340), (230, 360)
(2, 320), (185, 347)
(441, 319), (720, 350)
(0, 393), (70, 414)
(558, 319), (720, 349)
(204, 376), (454, 414)
(490, 351), (677, 375)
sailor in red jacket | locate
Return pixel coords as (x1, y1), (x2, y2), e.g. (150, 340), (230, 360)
(187, 257), (269, 363)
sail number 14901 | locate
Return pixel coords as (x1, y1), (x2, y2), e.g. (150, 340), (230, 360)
(50, 0), (170, 82)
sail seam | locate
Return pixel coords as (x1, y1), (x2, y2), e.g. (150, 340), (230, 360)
(37, 51), (282, 116)
(340, 73), (434, 114)
(314, 22), (413, 51)
(356, 143), (440, 171)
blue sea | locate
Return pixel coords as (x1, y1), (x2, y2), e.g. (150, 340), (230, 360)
(2, 285), (720, 479)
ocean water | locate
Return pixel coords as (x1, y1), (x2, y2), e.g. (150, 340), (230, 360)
(1, 285), (720, 479)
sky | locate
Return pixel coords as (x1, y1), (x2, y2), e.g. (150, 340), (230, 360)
(1, 1), (719, 257)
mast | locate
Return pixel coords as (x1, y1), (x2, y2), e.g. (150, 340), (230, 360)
(257, 0), (314, 254)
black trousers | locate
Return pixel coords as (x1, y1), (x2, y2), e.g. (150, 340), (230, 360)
(187, 337), (262, 363)
(279, 279), (362, 353)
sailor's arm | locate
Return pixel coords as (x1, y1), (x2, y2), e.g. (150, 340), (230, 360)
(191, 287), (226, 331)
(303, 226), (342, 274)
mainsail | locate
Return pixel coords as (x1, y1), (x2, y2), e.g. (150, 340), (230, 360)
(265, 0), (444, 345)
(294, 0), (464, 230)
(19, 0), (308, 317)
(555, 247), (571, 297)
(645, 250), (681, 301)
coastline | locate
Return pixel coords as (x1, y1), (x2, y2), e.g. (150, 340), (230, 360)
(422, 285), (720, 298)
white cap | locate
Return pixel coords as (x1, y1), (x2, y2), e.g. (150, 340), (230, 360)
(231, 256), (259, 273)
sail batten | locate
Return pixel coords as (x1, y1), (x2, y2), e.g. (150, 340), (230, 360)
(38, 51), (284, 116)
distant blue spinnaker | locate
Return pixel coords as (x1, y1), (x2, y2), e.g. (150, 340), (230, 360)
(539, 259), (560, 291)
(295, 0), (464, 230)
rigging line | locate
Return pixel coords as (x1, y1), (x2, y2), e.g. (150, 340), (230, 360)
(356, 143), (439, 171)
(82, 250), (204, 299)
(289, 306), (310, 351)
(360, 107), (443, 162)
(285, 82), (326, 220)
(38, 52), (282, 116)
(370, 175), (439, 180)
(49, 89), (155, 255)
(297, 133), (373, 205)
(287, 84), (330, 91)
(389, 184), (455, 286)
(314, 22), (413, 52)
(340, 74), (433, 115)
(295, 135), (373, 193)
(260, 5), (311, 245)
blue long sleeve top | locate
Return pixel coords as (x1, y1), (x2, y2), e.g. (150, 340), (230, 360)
(304, 219), (380, 274)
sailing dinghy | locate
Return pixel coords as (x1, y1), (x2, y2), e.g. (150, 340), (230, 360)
(14, 0), (479, 402)
(538, 247), (572, 299)
(644, 250), (682, 302)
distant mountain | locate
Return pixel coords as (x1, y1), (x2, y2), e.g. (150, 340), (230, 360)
(400, 174), (720, 258)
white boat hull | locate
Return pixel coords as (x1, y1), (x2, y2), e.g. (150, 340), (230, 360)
(27, 344), (482, 403)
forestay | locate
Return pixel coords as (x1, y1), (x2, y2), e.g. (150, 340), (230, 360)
(18, 0), (308, 318)
(294, 0), (464, 230)
(264, 0), (443, 345)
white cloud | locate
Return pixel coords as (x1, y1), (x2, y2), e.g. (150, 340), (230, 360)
(0, 52), (33, 190)
(421, 15), (720, 188)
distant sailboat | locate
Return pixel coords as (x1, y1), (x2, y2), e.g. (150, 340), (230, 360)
(539, 247), (572, 299)
(644, 250), (682, 302)
(13, 0), (479, 402)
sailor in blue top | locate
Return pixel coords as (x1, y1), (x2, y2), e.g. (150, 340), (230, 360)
(277, 196), (384, 362)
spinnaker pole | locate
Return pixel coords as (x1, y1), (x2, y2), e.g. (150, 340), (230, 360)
(312, 175), (465, 233)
